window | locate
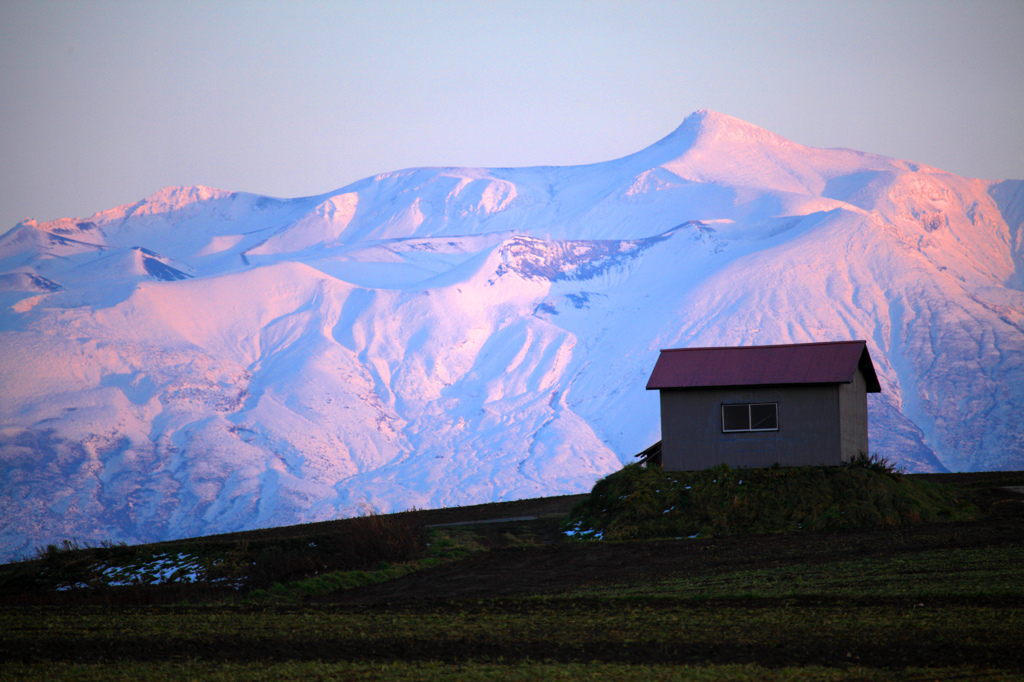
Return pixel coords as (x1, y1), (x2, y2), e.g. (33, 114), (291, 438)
(722, 402), (778, 432)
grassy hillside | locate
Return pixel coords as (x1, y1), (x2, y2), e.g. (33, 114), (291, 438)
(563, 459), (976, 541)
(0, 464), (994, 603)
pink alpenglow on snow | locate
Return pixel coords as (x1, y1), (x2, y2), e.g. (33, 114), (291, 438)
(0, 111), (1021, 561)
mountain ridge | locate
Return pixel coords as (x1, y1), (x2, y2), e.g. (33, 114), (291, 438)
(1, 111), (1021, 562)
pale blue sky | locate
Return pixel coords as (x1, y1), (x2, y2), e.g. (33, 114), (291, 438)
(2, 0), (1022, 232)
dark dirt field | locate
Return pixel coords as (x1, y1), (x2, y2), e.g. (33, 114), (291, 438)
(3, 472), (1023, 675)
(327, 477), (1024, 604)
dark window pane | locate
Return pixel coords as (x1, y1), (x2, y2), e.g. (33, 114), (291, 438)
(722, 404), (749, 431)
(750, 403), (778, 430)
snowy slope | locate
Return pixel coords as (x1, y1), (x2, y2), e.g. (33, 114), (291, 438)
(1, 110), (1021, 561)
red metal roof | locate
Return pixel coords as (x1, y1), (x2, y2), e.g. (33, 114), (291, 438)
(646, 340), (881, 392)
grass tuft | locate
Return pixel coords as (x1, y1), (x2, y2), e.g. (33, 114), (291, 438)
(562, 462), (977, 541)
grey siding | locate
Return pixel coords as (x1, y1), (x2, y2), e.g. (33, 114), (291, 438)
(660, 385), (842, 471)
(837, 369), (869, 462)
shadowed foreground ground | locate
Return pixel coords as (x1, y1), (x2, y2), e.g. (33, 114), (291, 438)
(1, 472), (1022, 679)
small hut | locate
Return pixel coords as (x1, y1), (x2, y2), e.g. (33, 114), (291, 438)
(645, 340), (881, 471)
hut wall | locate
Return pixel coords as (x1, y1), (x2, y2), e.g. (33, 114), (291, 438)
(838, 369), (870, 462)
(659, 384), (842, 471)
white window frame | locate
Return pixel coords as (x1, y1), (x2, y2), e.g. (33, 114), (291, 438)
(722, 402), (778, 433)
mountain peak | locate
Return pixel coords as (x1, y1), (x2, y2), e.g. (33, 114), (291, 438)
(86, 185), (235, 226)
(635, 110), (827, 194)
(634, 110), (805, 168)
(683, 108), (741, 127)
(137, 186), (232, 213)
(669, 110), (795, 152)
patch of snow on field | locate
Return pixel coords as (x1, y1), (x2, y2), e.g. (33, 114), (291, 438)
(49, 552), (244, 590)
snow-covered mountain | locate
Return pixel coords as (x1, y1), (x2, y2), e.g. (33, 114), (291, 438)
(1, 110), (1022, 561)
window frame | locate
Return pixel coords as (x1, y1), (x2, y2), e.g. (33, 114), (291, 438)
(721, 402), (779, 433)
